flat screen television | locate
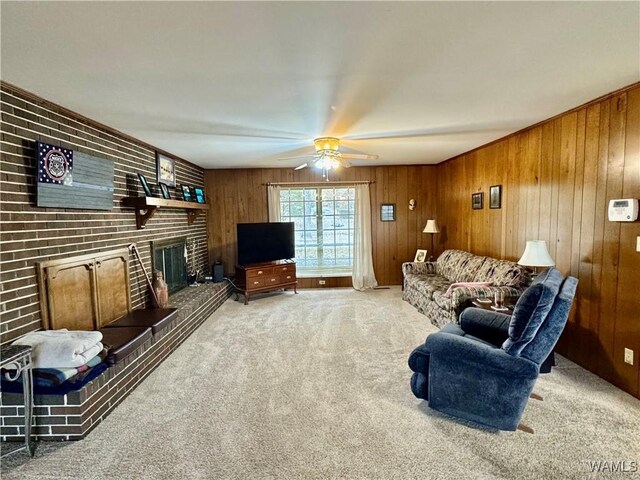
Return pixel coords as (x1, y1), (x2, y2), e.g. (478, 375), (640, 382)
(237, 222), (295, 266)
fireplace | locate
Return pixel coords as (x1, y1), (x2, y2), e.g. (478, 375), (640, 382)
(152, 238), (188, 294)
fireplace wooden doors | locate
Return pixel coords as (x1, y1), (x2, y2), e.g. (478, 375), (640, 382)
(36, 248), (132, 331)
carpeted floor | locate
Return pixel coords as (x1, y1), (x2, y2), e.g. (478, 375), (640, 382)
(2, 287), (639, 479)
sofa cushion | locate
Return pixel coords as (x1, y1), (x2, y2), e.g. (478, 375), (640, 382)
(432, 291), (454, 311)
(473, 257), (527, 287)
(436, 250), (485, 282)
(502, 268), (564, 356)
(404, 274), (451, 301)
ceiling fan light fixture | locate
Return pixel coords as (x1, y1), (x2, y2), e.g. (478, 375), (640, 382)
(314, 137), (340, 152)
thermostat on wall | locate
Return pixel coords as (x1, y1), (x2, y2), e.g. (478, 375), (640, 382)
(608, 199), (639, 222)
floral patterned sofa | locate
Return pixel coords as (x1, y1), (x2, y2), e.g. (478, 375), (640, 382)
(402, 249), (529, 328)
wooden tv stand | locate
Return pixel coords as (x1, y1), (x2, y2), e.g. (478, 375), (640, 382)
(234, 261), (298, 305)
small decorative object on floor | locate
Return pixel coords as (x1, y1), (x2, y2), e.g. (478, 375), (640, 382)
(152, 271), (169, 308)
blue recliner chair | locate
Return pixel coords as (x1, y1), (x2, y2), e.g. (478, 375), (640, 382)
(408, 268), (578, 431)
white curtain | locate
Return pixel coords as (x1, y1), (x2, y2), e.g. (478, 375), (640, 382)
(267, 185), (281, 222)
(352, 183), (378, 290)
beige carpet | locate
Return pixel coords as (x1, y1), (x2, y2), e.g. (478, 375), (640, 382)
(2, 287), (639, 479)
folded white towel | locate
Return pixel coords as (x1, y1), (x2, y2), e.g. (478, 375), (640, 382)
(12, 329), (104, 369)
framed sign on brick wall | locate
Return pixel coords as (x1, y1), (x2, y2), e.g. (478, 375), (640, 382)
(156, 152), (176, 187)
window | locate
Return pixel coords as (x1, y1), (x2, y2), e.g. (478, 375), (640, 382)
(280, 186), (355, 276)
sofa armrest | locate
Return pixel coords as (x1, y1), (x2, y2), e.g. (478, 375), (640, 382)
(402, 261), (436, 277)
(425, 330), (538, 378)
(459, 307), (511, 346)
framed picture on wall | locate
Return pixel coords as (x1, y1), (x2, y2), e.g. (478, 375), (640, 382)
(380, 203), (396, 221)
(490, 185), (502, 209)
(472, 192), (483, 210)
(156, 152), (176, 187)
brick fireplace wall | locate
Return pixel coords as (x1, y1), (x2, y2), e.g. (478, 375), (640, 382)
(0, 82), (210, 344)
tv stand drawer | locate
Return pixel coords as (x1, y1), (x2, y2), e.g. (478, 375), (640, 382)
(281, 273), (295, 283)
(247, 267), (272, 278)
(248, 278), (265, 288)
(274, 264), (295, 274)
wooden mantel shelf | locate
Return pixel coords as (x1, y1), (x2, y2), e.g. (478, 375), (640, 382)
(122, 196), (209, 229)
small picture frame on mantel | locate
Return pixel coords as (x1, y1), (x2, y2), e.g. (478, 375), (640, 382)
(159, 182), (170, 200)
(472, 192), (484, 210)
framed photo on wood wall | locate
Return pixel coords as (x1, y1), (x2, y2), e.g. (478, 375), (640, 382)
(380, 203), (396, 221)
(490, 185), (502, 209)
(472, 192), (483, 210)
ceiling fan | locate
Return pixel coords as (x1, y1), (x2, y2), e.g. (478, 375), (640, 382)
(278, 137), (378, 179)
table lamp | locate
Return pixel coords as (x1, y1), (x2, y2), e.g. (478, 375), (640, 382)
(423, 220), (439, 261)
(517, 240), (555, 276)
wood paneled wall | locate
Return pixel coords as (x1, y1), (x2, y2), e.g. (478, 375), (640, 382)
(436, 84), (640, 398)
(204, 166), (438, 286)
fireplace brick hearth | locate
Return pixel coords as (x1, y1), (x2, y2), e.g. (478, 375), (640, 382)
(0, 282), (231, 441)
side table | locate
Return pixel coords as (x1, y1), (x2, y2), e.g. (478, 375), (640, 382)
(470, 296), (518, 315)
(1, 344), (35, 456)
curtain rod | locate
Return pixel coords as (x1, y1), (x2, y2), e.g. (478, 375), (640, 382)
(263, 180), (374, 186)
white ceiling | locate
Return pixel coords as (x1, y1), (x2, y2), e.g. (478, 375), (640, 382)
(1, 2), (638, 169)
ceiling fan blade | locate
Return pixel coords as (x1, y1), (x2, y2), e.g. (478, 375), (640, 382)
(294, 163), (308, 170)
(340, 159), (352, 168)
(277, 155), (317, 161)
(340, 153), (379, 160)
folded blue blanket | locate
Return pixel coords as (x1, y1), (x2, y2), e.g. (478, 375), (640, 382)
(33, 353), (104, 387)
(1, 361), (108, 395)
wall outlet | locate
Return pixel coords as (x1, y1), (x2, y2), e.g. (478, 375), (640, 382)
(624, 348), (634, 365)
(318, 280), (326, 285)
(636, 236), (640, 252)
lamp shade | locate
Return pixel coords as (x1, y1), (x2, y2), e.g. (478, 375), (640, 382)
(423, 219), (439, 234)
(518, 240), (555, 267)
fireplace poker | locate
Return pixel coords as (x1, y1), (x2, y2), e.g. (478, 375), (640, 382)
(128, 243), (160, 308)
